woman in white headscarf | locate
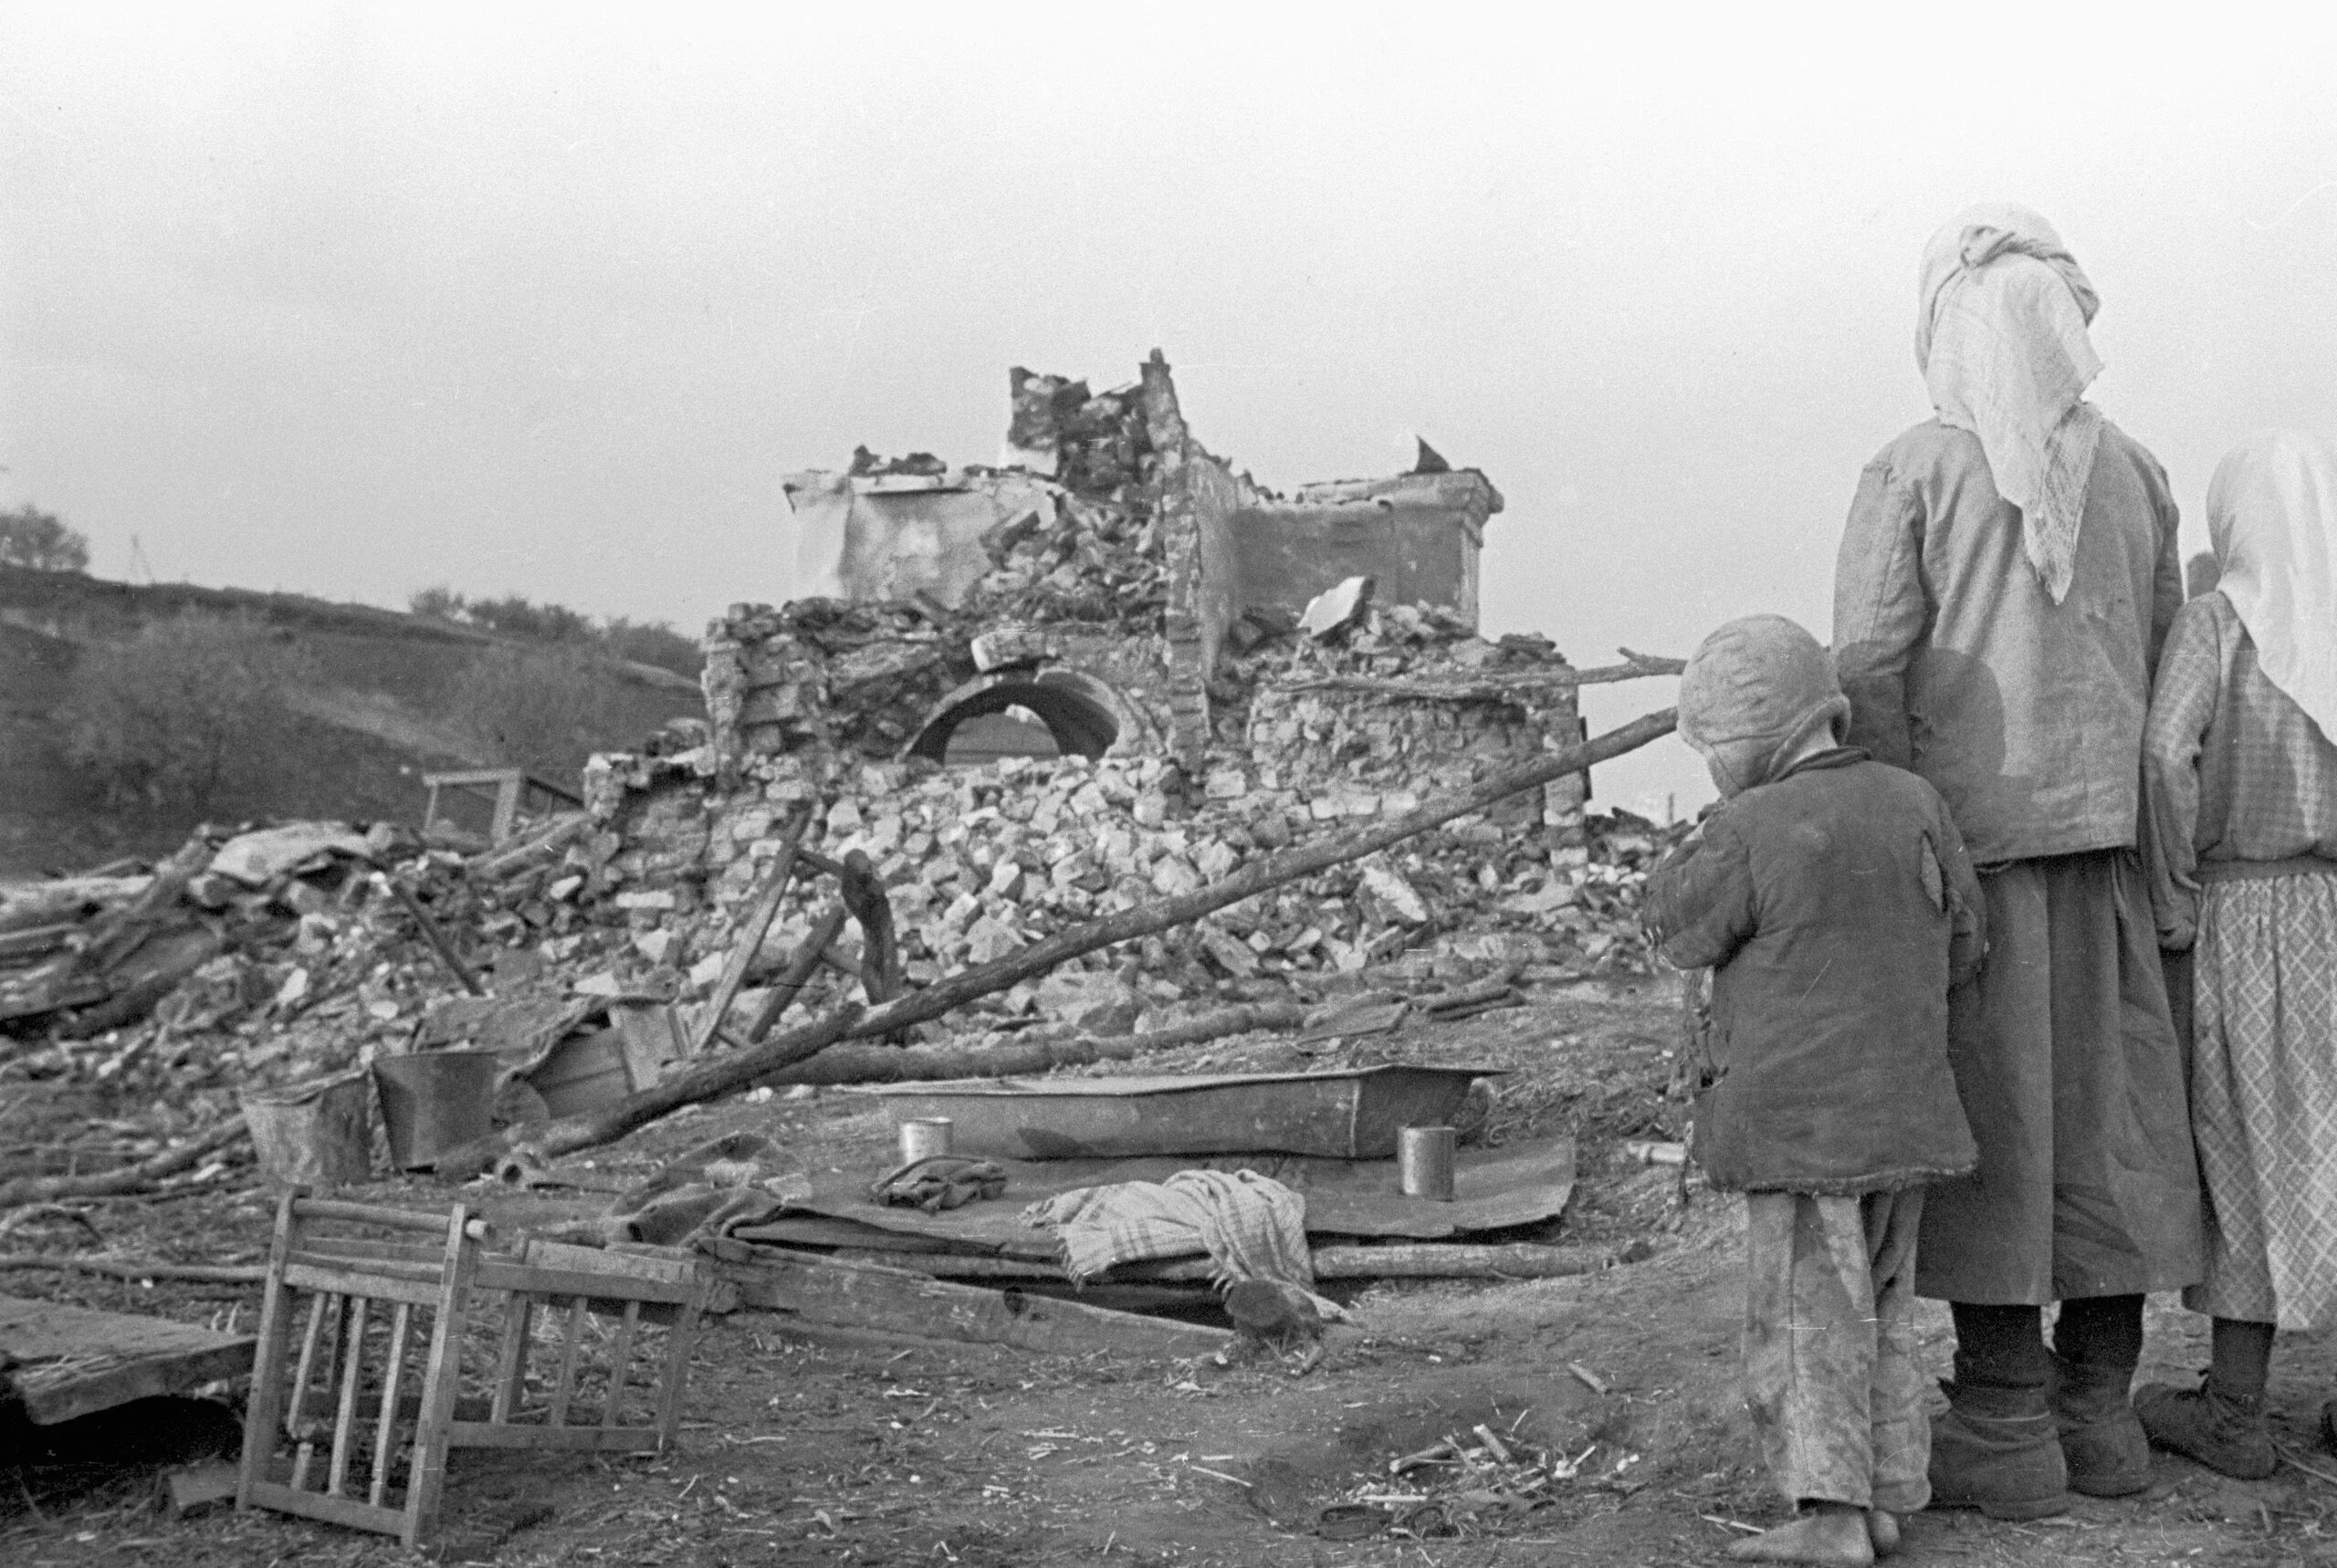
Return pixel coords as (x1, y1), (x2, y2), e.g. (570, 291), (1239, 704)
(2135, 431), (2337, 1479)
(1833, 204), (2200, 1521)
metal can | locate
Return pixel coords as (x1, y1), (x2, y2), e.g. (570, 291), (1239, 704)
(898, 1117), (954, 1163)
(1399, 1124), (1457, 1201)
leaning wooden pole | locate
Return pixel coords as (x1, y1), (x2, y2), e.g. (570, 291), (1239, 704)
(479, 706), (1676, 1166)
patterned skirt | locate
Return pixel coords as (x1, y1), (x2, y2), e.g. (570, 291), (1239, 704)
(2187, 866), (2337, 1327)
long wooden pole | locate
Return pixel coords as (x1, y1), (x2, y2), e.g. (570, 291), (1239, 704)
(478, 706), (1675, 1165)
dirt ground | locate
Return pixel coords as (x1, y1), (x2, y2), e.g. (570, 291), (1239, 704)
(7, 981), (2337, 1566)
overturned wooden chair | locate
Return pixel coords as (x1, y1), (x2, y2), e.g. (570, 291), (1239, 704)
(236, 1196), (711, 1550)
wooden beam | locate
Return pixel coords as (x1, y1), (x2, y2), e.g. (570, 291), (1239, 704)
(707, 1244), (1231, 1359)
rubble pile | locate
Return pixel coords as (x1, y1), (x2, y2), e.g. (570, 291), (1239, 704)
(0, 788), (1676, 1100)
(0, 815), (632, 1093)
(585, 738), (1673, 1049)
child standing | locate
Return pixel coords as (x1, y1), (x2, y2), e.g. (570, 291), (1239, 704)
(1648, 615), (1986, 1565)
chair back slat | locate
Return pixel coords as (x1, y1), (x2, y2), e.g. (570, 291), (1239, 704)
(369, 1301), (414, 1509)
(325, 1295), (368, 1497)
(603, 1300), (643, 1431)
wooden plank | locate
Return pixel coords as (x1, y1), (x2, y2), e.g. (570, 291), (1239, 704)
(245, 1478), (407, 1536)
(528, 1239), (698, 1286)
(291, 1199), (456, 1233)
(715, 1250), (1230, 1359)
(0, 1294), (254, 1427)
(691, 805), (811, 1055)
(236, 1195), (301, 1512)
(282, 1262), (443, 1307)
(17, 1338), (253, 1427)
(400, 1205), (475, 1550)
(286, 1250), (446, 1283)
(472, 1260), (695, 1306)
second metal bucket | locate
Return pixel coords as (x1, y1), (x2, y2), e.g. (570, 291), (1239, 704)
(241, 1069), (375, 1187)
(372, 1050), (501, 1170)
(1399, 1125), (1457, 1201)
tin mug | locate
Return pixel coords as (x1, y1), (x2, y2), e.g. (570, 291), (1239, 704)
(1399, 1124), (1457, 1201)
(898, 1117), (954, 1163)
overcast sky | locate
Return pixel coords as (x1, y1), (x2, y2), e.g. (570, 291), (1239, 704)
(6, 5), (2337, 813)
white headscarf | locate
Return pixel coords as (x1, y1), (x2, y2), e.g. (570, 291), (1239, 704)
(2207, 430), (2337, 741)
(1916, 203), (2106, 603)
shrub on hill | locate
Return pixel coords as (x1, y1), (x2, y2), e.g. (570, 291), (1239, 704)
(59, 612), (317, 813)
(444, 646), (642, 786)
(409, 586), (701, 678)
(0, 504), (90, 573)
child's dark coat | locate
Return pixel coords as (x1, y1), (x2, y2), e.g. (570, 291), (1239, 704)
(1645, 748), (1986, 1194)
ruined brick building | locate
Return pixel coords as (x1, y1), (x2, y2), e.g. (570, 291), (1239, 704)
(581, 354), (1605, 1031)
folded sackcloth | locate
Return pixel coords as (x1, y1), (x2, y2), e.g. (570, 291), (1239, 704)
(867, 1155), (1009, 1214)
(1021, 1168), (1346, 1321)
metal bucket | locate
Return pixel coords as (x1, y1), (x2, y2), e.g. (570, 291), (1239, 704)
(372, 1050), (501, 1170)
(241, 1070), (375, 1188)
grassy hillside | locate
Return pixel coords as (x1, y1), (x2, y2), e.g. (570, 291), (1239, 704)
(0, 568), (704, 874)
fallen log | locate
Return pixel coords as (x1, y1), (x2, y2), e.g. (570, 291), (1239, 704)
(0, 1253), (264, 1285)
(0, 1118), (250, 1207)
(759, 1000), (1307, 1088)
(465, 707), (1677, 1166)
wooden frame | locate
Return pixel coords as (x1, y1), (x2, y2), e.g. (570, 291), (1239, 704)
(420, 768), (583, 845)
(237, 1197), (709, 1550)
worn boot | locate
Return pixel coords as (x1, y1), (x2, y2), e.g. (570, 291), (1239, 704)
(1928, 1380), (2072, 1521)
(2049, 1354), (2152, 1497)
(2136, 1381), (2276, 1480)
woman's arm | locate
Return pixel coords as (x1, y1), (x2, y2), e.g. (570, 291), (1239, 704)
(2141, 600), (2221, 950)
(1833, 457), (1929, 769)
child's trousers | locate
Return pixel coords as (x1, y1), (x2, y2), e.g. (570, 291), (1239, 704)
(1742, 1188), (1929, 1514)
